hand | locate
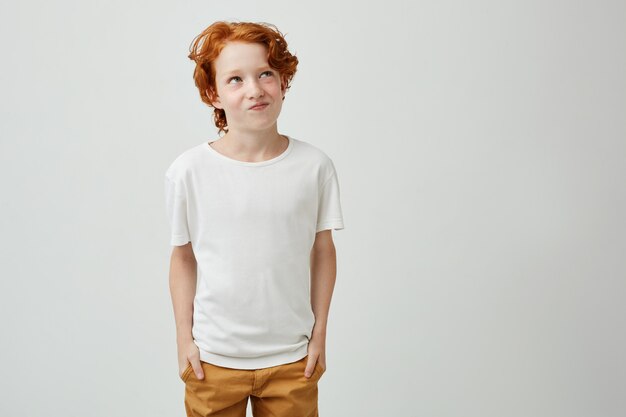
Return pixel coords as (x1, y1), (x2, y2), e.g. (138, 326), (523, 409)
(178, 339), (204, 380)
(304, 335), (326, 378)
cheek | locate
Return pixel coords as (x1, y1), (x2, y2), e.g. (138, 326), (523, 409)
(261, 79), (282, 94)
(221, 91), (244, 107)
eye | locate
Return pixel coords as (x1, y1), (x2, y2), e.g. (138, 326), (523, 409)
(260, 70), (274, 78)
(227, 76), (242, 84)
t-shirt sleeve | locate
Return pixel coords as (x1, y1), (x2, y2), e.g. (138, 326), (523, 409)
(316, 167), (345, 233)
(164, 174), (191, 246)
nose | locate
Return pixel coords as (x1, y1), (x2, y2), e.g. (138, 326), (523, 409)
(247, 79), (264, 99)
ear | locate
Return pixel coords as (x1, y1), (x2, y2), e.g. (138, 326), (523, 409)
(212, 98), (224, 110)
(206, 89), (223, 109)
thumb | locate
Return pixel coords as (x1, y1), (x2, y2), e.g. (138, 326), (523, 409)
(304, 358), (316, 378)
(192, 360), (204, 380)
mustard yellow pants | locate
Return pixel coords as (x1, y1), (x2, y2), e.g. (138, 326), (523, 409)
(181, 355), (326, 417)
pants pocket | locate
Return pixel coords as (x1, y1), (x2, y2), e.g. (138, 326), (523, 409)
(180, 363), (193, 382)
(314, 361), (325, 378)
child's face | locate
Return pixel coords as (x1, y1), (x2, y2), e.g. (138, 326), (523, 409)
(210, 41), (286, 133)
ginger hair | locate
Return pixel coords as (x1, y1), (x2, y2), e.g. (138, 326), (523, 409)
(188, 21), (299, 135)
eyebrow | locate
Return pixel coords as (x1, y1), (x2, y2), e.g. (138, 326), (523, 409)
(222, 66), (273, 77)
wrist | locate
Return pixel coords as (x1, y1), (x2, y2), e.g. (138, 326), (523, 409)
(312, 324), (327, 338)
(176, 333), (194, 345)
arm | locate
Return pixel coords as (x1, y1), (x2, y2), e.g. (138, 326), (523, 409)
(304, 229), (337, 377)
(169, 242), (204, 379)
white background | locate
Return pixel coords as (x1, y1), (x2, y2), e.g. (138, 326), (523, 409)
(1, 1), (625, 416)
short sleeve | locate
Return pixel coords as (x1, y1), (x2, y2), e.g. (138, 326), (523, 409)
(164, 175), (191, 246)
(316, 168), (345, 233)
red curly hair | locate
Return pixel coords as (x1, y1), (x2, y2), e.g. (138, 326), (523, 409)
(188, 21), (299, 135)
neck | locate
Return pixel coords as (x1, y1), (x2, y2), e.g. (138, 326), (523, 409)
(220, 125), (283, 153)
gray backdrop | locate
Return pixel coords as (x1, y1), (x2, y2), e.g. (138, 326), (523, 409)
(1, 1), (625, 416)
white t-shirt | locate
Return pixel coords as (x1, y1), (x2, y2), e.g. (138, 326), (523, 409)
(164, 135), (344, 369)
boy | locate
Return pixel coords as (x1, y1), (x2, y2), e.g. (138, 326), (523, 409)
(164, 21), (345, 417)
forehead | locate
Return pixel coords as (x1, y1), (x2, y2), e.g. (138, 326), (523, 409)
(214, 41), (270, 75)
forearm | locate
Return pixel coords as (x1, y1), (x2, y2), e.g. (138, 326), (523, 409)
(169, 254), (197, 343)
(309, 247), (337, 337)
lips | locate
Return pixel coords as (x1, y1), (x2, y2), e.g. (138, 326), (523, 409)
(249, 103), (269, 110)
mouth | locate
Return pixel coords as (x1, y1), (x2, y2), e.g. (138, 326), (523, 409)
(249, 103), (269, 110)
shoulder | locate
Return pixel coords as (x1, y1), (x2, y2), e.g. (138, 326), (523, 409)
(289, 136), (338, 178)
(164, 142), (207, 182)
